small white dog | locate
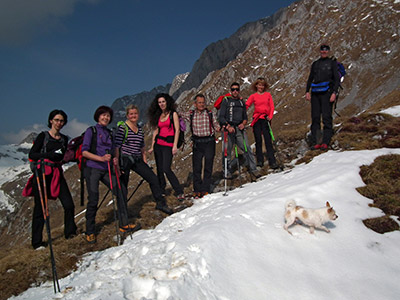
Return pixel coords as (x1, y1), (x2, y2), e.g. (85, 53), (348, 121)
(284, 200), (338, 234)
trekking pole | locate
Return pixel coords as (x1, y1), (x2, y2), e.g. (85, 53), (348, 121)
(113, 159), (133, 240)
(231, 129), (243, 188)
(80, 161), (85, 206)
(267, 121), (275, 143)
(127, 178), (145, 203)
(97, 189), (111, 209)
(267, 121), (283, 170)
(35, 161), (60, 293)
(107, 156), (121, 246)
(223, 130), (228, 196)
(234, 144), (243, 188)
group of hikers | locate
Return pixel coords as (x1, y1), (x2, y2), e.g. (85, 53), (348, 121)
(24, 43), (340, 249)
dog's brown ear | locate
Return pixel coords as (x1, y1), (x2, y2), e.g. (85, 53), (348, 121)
(328, 207), (333, 213)
(326, 201), (331, 207)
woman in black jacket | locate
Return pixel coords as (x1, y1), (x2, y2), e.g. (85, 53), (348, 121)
(29, 109), (77, 249)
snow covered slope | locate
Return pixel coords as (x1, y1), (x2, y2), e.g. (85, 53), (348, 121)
(11, 148), (400, 300)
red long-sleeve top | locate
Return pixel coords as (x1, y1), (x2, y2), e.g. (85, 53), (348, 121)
(245, 92), (275, 127)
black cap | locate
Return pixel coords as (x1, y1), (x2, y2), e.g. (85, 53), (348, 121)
(320, 44), (330, 51)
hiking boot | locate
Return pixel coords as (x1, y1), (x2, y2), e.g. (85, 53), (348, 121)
(224, 172), (233, 179)
(201, 191), (209, 197)
(33, 242), (47, 250)
(320, 143), (328, 151)
(85, 233), (96, 244)
(66, 233), (77, 240)
(177, 194), (185, 201)
(119, 224), (138, 233)
(156, 203), (173, 215)
(249, 170), (261, 179)
(270, 162), (279, 170)
(192, 192), (201, 199)
(311, 144), (321, 150)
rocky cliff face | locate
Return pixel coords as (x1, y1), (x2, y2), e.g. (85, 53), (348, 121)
(172, 7), (288, 100)
(169, 72), (189, 96)
(175, 0), (400, 133)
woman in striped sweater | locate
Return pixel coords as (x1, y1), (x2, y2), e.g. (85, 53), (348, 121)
(114, 104), (172, 215)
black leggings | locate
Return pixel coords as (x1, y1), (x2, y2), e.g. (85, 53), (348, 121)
(31, 172), (77, 248)
(154, 144), (183, 195)
(119, 155), (165, 204)
(252, 118), (276, 165)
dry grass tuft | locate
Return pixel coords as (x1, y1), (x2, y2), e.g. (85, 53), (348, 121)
(357, 154), (400, 233)
(336, 113), (400, 150)
(363, 216), (399, 234)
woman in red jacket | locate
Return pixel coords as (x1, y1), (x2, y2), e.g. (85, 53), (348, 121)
(246, 77), (278, 169)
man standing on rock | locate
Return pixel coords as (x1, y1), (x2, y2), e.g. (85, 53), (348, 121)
(305, 44), (340, 150)
(218, 82), (258, 179)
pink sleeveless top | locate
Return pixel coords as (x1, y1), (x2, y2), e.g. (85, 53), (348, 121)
(157, 115), (174, 147)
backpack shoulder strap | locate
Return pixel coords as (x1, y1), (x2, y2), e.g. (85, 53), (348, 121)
(89, 126), (97, 154)
(40, 131), (50, 154)
(170, 111), (176, 131)
(206, 109), (214, 133)
(117, 121), (128, 144)
(189, 110), (195, 135)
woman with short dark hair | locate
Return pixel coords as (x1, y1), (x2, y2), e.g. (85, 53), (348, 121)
(28, 109), (77, 249)
(82, 105), (136, 244)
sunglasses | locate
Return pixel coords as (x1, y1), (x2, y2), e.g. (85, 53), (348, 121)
(231, 88), (240, 92)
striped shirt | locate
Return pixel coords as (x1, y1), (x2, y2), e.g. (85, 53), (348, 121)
(114, 123), (145, 156)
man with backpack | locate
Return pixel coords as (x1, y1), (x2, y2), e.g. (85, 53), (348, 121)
(218, 82), (258, 179)
(181, 94), (220, 198)
(305, 44), (340, 150)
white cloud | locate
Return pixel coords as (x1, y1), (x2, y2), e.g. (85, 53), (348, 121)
(0, 0), (101, 46)
(0, 119), (89, 144)
(0, 123), (47, 144)
(62, 118), (90, 139)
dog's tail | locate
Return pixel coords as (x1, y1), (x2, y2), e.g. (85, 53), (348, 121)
(285, 200), (296, 210)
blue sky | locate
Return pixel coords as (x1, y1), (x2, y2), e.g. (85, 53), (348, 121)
(0, 0), (295, 144)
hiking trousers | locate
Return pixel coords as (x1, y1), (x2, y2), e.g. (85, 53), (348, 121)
(311, 92), (334, 145)
(84, 166), (130, 235)
(222, 129), (257, 173)
(31, 173), (77, 248)
(192, 139), (215, 193)
(119, 154), (166, 204)
(154, 143), (183, 195)
(252, 118), (276, 166)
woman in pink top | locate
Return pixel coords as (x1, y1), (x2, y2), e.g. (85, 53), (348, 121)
(148, 93), (184, 200)
(246, 77), (278, 169)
